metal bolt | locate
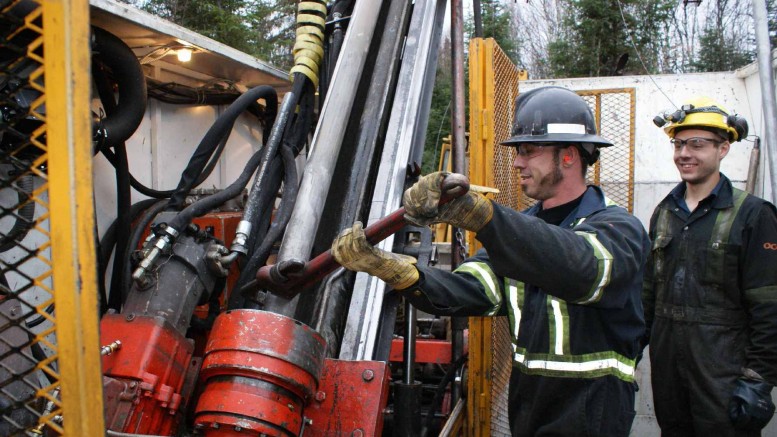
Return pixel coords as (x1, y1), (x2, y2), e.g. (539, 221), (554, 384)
(194, 423), (205, 429)
(362, 369), (375, 381)
(101, 340), (122, 356)
(128, 382), (137, 389)
(352, 429), (364, 437)
(211, 423), (220, 429)
(125, 313), (135, 322)
(315, 391), (326, 402)
(288, 403), (295, 411)
(234, 426), (243, 432)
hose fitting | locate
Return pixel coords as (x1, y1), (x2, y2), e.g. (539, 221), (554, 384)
(131, 226), (179, 287)
(229, 220), (253, 256)
(290, 1), (327, 87)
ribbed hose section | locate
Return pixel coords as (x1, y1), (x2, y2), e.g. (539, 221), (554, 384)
(290, 0), (326, 87)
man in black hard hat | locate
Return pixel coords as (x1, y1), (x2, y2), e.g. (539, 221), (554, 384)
(643, 97), (777, 436)
(330, 86), (650, 436)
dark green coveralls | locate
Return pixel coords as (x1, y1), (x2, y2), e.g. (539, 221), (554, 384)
(405, 186), (650, 436)
(643, 174), (777, 436)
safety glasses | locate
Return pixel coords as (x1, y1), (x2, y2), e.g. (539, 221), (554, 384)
(516, 143), (553, 159)
(670, 137), (723, 151)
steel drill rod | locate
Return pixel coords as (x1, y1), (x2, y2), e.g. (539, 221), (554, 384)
(253, 174), (471, 297)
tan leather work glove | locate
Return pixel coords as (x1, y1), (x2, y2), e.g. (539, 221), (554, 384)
(403, 172), (493, 232)
(331, 222), (419, 290)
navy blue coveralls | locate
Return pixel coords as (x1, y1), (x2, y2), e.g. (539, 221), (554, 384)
(643, 174), (777, 436)
(405, 186), (650, 436)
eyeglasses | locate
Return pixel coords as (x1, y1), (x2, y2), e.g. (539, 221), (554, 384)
(670, 137), (723, 151)
(516, 143), (554, 159)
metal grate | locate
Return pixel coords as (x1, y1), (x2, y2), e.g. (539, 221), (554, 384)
(466, 38), (517, 437)
(488, 43), (524, 213)
(579, 89), (636, 212)
(1, 1), (61, 435)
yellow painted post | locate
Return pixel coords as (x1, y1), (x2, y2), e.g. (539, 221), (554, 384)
(42, 0), (106, 434)
(466, 37), (496, 437)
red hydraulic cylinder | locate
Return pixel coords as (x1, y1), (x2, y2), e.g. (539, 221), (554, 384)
(193, 310), (326, 436)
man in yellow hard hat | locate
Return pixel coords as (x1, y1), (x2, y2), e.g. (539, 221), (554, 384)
(643, 97), (777, 435)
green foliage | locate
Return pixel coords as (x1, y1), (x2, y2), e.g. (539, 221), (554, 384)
(690, 27), (753, 72)
(130, 0), (297, 69)
(423, 42), (453, 176)
(547, 0), (675, 77)
(422, 0), (519, 175)
(478, 0), (521, 66)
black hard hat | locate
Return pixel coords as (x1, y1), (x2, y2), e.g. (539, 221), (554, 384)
(501, 86), (613, 148)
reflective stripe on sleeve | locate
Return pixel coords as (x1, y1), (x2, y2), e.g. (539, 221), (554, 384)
(574, 231), (613, 304)
(455, 261), (502, 315)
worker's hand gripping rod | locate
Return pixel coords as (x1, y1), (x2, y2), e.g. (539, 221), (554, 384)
(253, 174), (471, 298)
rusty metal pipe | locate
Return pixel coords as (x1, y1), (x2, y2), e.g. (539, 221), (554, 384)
(254, 174), (471, 297)
(449, 0), (468, 408)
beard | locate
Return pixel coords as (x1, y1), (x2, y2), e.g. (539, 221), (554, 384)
(523, 157), (564, 201)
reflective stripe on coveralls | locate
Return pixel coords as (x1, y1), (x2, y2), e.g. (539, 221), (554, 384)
(454, 258), (636, 382)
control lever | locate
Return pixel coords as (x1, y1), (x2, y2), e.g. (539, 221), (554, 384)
(250, 173), (472, 298)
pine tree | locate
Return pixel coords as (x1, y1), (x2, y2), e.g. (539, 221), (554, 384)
(547, 0), (675, 78)
(128, 0), (297, 69)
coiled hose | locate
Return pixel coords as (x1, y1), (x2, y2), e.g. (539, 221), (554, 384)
(290, 0), (327, 87)
(90, 26), (147, 150)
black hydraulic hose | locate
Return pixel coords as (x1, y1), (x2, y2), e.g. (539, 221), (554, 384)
(99, 126), (233, 199)
(233, 144), (299, 300)
(421, 353), (469, 437)
(92, 60), (133, 313)
(0, 173), (34, 253)
(90, 26), (147, 150)
(97, 198), (159, 312)
(167, 85), (278, 210)
(329, 0), (350, 69)
(240, 79), (302, 226)
(320, 0), (351, 107)
(232, 77), (312, 298)
(167, 147), (265, 234)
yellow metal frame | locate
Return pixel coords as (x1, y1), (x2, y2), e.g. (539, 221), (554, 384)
(468, 39), (497, 199)
(43, 0), (106, 434)
(465, 38), (521, 437)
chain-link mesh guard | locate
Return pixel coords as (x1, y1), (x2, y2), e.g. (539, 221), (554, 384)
(1, 1), (61, 435)
(580, 89), (636, 212)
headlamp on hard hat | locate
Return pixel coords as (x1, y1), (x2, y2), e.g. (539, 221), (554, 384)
(654, 97), (748, 142)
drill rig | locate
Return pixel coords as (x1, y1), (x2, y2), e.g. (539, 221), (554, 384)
(0, 0), (478, 435)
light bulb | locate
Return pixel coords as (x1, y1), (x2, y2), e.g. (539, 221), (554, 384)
(177, 47), (193, 63)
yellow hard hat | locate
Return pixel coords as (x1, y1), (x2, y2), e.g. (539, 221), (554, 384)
(653, 96), (747, 142)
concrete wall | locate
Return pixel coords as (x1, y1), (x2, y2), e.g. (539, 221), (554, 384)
(518, 68), (777, 436)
